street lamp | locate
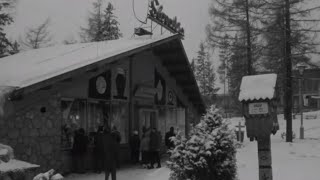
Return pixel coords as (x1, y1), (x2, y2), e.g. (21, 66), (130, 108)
(297, 63), (306, 139)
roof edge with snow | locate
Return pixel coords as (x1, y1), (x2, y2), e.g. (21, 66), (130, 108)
(238, 73), (277, 102)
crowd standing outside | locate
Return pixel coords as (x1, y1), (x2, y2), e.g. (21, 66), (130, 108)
(70, 124), (175, 176)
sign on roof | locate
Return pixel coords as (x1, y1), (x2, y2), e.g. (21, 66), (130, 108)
(238, 74), (277, 101)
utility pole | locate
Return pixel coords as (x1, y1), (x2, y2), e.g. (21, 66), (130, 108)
(245, 0), (252, 75)
(284, 0), (293, 142)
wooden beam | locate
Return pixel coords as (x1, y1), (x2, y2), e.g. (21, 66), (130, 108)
(60, 78), (73, 83)
(40, 85), (52, 90)
(183, 88), (197, 95)
(152, 42), (181, 56)
(162, 60), (184, 67)
(167, 66), (188, 73)
(86, 67), (99, 73)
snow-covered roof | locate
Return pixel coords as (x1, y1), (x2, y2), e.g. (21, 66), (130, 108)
(238, 73), (277, 101)
(0, 34), (177, 89)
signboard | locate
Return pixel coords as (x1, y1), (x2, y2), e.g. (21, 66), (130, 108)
(249, 102), (269, 115)
(134, 86), (157, 99)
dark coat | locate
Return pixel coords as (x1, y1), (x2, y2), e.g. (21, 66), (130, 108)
(129, 134), (140, 151)
(72, 131), (89, 155)
(111, 130), (121, 144)
(149, 131), (160, 151)
(140, 132), (150, 151)
(165, 131), (175, 148)
(94, 131), (104, 154)
(103, 132), (117, 169)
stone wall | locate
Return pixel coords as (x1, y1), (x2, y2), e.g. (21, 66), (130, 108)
(0, 91), (66, 173)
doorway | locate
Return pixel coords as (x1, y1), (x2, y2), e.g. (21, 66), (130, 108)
(139, 109), (158, 136)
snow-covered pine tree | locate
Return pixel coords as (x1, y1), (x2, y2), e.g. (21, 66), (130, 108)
(101, 2), (122, 40)
(167, 106), (237, 180)
(80, 0), (122, 42)
(0, 2), (13, 58)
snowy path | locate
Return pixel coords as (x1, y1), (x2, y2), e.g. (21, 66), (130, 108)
(64, 112), (320, 180)
(64, 165), (170, 180)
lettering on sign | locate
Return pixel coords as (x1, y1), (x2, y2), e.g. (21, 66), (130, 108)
(249, 102), (269, 115)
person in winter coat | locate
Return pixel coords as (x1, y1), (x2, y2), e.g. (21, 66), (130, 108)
(103, 126), (117, 180)
(149, 128), (161, 168)
(140, 129), (151, 168)
(94, 125), (104, 173)
(111, 126), (121, 168)
(129, 130), (140, 164)
(165, 127), (176, 150)
(72, 128), (89, 173)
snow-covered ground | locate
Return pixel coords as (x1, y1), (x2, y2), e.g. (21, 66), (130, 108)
(65, 111), (320, 180)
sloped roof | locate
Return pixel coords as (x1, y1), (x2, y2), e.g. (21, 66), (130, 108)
(239, 73), (277, 101)
(0, 35), (176, 88)
(0, 34), (206, 113)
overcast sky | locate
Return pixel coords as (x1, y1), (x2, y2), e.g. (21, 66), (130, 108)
(6, 0), (211, 60)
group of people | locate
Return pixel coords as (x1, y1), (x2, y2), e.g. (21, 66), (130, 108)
(71, 125), (176, 180)
(129, 126), (176, 169)
(71, 125), (121, 180)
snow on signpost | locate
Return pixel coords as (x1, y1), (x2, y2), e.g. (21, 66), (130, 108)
(239, 73), (279, 180)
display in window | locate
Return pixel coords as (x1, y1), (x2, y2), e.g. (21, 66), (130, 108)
(61, 100), (86, 149)
(111, 102), (128, 143)
(154, 69), (166, 105)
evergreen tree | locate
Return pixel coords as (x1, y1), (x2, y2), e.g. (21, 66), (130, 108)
(193, 42), (219, 106)
(80, 1), (122, 42)
(167, 106), (237, 180)
(101, 3), (122, 40)
(0, 2), (13, 57)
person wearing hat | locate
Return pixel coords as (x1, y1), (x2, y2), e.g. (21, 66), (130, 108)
(129, 130), (140, 164)
(103, 125), (117, 180)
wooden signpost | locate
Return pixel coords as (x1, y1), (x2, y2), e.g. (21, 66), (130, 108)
(235, 121), (245, 142)
(239, 74), (279, 180)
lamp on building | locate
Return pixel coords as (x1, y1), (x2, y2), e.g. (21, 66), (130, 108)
(297, 63), (306, 139)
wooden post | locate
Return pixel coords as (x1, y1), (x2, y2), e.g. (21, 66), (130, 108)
(258, 136), (272, 180)
(128, 55), (134, 133)
(238, 121), (241, 140)
(235, 121), (245, 142)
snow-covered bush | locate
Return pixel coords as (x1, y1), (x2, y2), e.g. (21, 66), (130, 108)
(33, 169), (64, 180)
(167, 107), (237, 180)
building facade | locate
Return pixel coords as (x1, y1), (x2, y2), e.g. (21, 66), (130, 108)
(0, 35), (205, 173)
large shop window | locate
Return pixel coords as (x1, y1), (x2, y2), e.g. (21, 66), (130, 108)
(111, 101), (129, 144)
(61, 99), (128, 149)
(61, 99), (86, 150)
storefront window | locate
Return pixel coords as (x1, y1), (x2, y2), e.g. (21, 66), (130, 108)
(61, 98), (128, 148)
(87, 102), (110, 133)
(111, 101), (129, 144)
(61, 99), (86, 149)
